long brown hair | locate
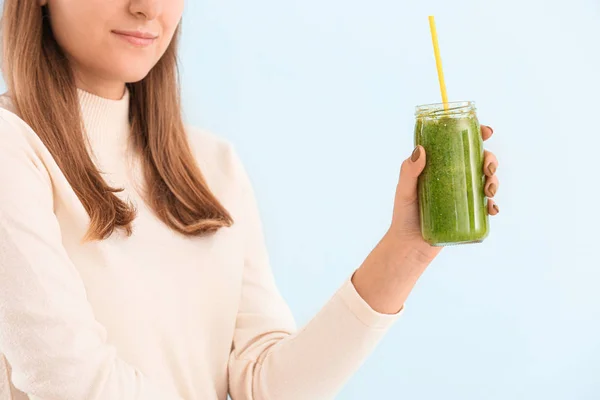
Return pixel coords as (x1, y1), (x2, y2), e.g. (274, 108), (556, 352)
(0, 1), (233, 242)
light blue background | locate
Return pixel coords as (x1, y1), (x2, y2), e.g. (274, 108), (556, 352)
(178, 0), (600, 398)
(3, 0), (599, 398)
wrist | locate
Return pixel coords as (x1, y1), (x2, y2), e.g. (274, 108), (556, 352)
(351, 233), (430, 314)
(381, 229), (436, 271)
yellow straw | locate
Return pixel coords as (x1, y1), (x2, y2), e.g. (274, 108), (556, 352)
(428, 16), (449, 111)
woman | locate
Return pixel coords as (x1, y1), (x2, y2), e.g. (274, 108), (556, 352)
(0, 1), (500, 399)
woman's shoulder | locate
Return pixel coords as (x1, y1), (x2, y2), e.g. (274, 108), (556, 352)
(185, 124), (233, 158)
(0, 94), (54, 200)
(184, 125), (249, 194)
(0, 93), (45, 154)
(0, 94), (56, 191)
(0, 92), (17, 114)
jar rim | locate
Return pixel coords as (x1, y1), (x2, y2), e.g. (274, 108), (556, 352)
(415, 101), (476, 117)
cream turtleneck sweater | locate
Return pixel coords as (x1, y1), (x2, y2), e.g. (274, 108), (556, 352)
(0, 88), (401, 400)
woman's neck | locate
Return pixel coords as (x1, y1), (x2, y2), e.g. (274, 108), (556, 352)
(77, 86), (131, 158)
(74, 71), (127, 101)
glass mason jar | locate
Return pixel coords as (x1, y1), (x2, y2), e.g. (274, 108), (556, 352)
(414, 101), (489, 246)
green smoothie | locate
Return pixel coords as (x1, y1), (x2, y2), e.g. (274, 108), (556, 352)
(414, 102), (489, 246)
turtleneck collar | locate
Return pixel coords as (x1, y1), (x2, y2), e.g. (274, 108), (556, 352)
(77, 86), (131, 157)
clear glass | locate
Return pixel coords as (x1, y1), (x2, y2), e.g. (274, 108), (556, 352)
(414, 101), (489, 246)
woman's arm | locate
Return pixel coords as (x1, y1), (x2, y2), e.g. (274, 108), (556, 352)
(226, 146), (402, 400)
(0, 112), (183, 400)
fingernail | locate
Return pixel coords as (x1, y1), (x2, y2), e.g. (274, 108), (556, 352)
(493, 204), (500, 213)
(488, 183), (497, 197)
(411, 146), (421, 162)
(488, 163), (497, 175)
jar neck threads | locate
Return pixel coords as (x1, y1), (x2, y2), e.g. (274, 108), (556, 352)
(415, 101), (476, 120)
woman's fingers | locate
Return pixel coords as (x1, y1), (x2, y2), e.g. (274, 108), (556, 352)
(479, 125), (499, 215)
(481, 125), (494, 141)
(483, 150), (498, 177)
(484, 174), (499, 198)
(488, 198), (500, 216)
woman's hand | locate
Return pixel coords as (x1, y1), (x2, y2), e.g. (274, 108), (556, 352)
(352, 125), (499, 314)
(387, 124), (499, 263)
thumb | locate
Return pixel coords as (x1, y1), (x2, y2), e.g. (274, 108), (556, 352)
(395, 145), (426, 204)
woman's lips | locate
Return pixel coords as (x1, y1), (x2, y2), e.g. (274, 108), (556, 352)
(112, 30), (158, 47)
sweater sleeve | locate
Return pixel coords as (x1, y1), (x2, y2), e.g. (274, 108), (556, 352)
(227, 147), (403, 400)
(0, 113), (183, 400)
